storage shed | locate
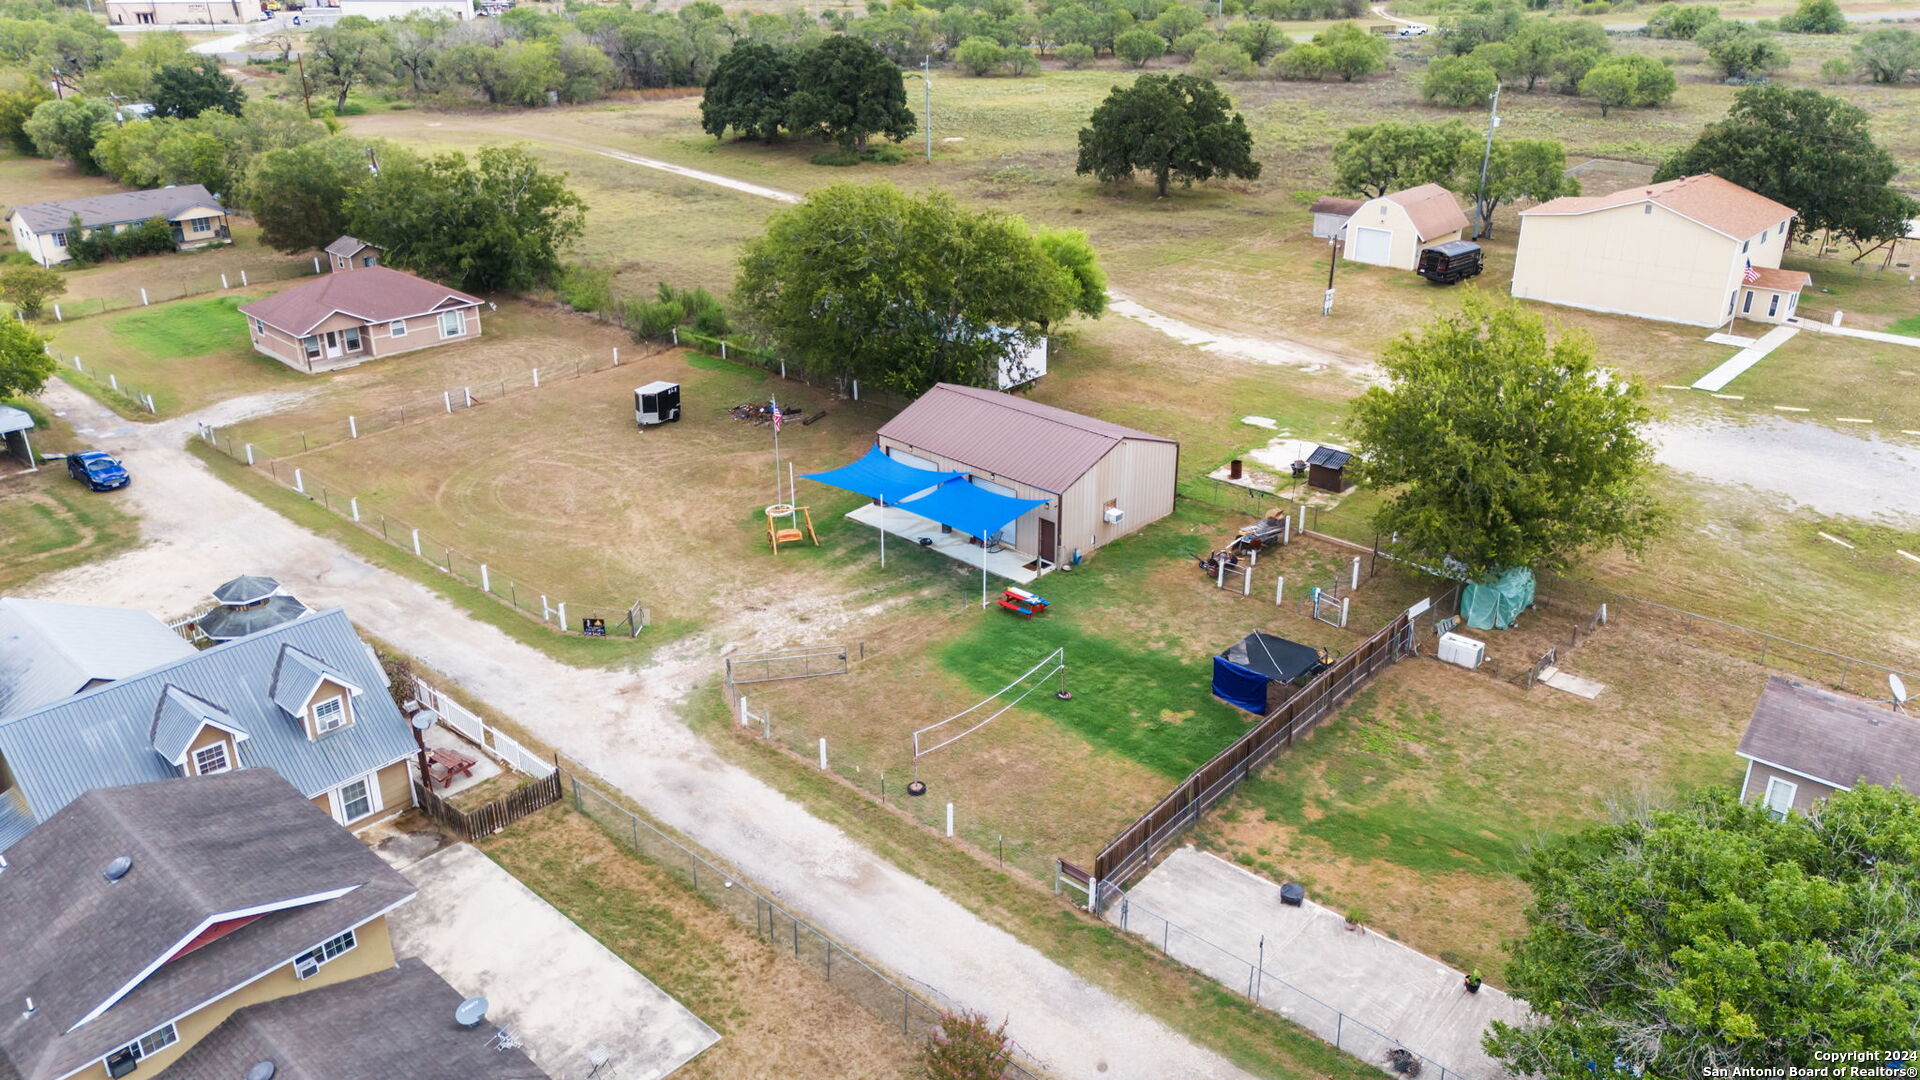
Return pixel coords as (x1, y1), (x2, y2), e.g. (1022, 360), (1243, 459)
(1305, 445), (1350, 493)
(1344, 184), (1470, 271)
(0, 405), (36, 472)
(1309, 196), (1363, 240)
(874, 384), (1178, 569)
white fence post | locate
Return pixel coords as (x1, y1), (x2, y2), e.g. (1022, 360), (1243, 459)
(444, 391), (453, 413)
(144, 394), (155, 414)
(1243, 570), (1252, 597)
(293, 469), (304, 494)
(671, 327), (679, 346)
(411, 529), (421, 557)
(1298, 504), (1307, 532)
(53, 304), (61, 321)
(1276, 575), (1285, 606)
(312, 256), (321, 273)
(463, 387), (473, 408)
(348, 415), (358, 439)
(541, 595), (550, 621)
(557, 601), (567, 629)
(1283, 515), (1291, 545)
(612, 347), (619, 365)
(852, 379), (861, 401)
(945, 803), (954, 838)
(818, 737), (828, 770)
(532, 368), (539, 388)
(221, 273), (229, 290)
(245, 444), (255, 466)
(140, 288), (149, 306)
(780, 359), (787, 378)
(1216, 561), (1226, 589)
(1351, 556), (1361, 591)
(720, 340), (728, 359)
(349, 497), (360, 522)
(240, 270), (248, 286)
(480, 564), (490, 592)
(1341, 597), (1351, 628)
(73, 356), (81, 371)
(109, 374), (118, 391)
(739, 694), (750, 726)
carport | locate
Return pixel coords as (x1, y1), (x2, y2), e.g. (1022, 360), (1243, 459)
(0, 405), (38, 474)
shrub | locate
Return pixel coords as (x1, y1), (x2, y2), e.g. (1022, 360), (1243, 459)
(1171, 30), (1214, 60)
(870, 143), (907, 163)
(918, 1011), (1013, 1080)
(1579, 54), (1677, 114)
(1854, 26), (1920, 82)
(1779, 0), (1846, 33)
(690, 301), (729, 337)
(1271, 42), (1333, 79)
(1422, 55), (1499, 106)
(1697, 21), (1790, 78)
(557, 264), (613, 313)
(1318, 22), (1389, 81)
(1820, 55), (1855, 83)
(1059, 42), (1097, 68)
(624, 298), (681, 339)
(809, 148), (865, 166)
(1115, 28), (1167, 67)
(955, 35), (1006, 75)
(1192, 40), (1259, 78)
(1003, 49), (1040, 75)
(1646, 3), (1720, 39)
(0, 264), (66, 320)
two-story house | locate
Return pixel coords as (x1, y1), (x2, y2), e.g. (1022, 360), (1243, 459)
(0, 606), (418, 851)
(0, 769), (546, 1080)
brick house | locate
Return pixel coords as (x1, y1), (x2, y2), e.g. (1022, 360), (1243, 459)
(238, 266), (483, 373)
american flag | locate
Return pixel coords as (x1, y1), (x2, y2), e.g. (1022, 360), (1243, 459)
(770, 397), (783, 432)
(1743, 260), (1761, 284)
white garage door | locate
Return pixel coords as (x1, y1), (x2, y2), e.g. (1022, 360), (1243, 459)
(1350, 226), (1392, 265)
(887, 447), (941, 471)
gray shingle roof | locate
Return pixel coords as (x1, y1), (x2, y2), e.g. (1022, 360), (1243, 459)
(165, 957), (550, 1080)
(149, 685), (247, 766)
(0, 769), (417, 1080)
(0, 598), (196, 720)
(0, 608), (412, 847)
(876, 383), (1175, 493)
(4, 185), (225, 234)
(322, 235), (372, 258)
(1737, 675), (1920, 793)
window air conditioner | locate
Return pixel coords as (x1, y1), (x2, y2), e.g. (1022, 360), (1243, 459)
(294, 956), (319, 980)
(1102, 506), (1125, 524)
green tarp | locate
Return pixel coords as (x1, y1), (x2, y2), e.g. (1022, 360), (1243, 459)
(1461, 566), (1535, 630)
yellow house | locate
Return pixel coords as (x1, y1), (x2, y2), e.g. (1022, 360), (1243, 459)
(1510, 174), (1806, 328)
(1343, 184), (1470, 271)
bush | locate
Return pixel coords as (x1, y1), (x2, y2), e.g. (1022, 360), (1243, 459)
(1003, 49), (1040, 75)
(1115, 28), (1168, 67)
(690, 301), (729, 337)
(1820, 54), (1854, 83)
(1318, 22), (1390, 81)
(1059, 42), (1097, 68)
(870, 143), (907, 163)
(1191, 40), (1259, 78)
(955, 35), (1006, 75)
(1698, 21), (1790, 78)
(809, 147), (864, 166)
(1647, 4), (1720, 39)
(1271, 41), (1333, 79)
(624, 298), (682, 339)
(1422, 55), (1499, 106)
(1854, 27), (1920, 83)
(1171, 30), (1214, 60)
(1779, 0), (1846, 33)
(557, 263), (613, 313)
(1579, 54), (1677, 114)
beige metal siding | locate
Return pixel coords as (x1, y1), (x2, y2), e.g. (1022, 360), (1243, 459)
(1743, 760), (1841, 815)
(875, 436), (1059, 558)
(1058, 438), (1178, 558)
(1345, 198), (1421, 270)
(1511, 204), (1743, 326)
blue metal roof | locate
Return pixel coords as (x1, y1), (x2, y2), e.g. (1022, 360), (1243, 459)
(149, 686), (247, 765)
(0, 609), (413, 848)
(0, 598), (197, 720)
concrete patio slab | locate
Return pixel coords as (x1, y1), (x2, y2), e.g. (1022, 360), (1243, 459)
(422, 721), (505, 799)
(1692, 325), (1798, 391)
(387, 843), (720, 1080)
(846, 502), (1043, 584)
(1539, 666), (1605, 700)
(1110, 848), (1528, 1080)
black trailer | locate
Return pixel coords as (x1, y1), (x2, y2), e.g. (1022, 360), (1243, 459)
(1416, 241), (1485, 285)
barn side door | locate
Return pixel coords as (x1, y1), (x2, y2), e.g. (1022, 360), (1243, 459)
(1039, 518), (1057, 566)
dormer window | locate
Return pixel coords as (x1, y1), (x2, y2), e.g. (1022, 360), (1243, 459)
(313, 695), (347, 734)
(191, 742), (231, 776)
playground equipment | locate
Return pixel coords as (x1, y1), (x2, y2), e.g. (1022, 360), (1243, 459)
(997, 586), (1051, 618)
(765, 503), (819, 553)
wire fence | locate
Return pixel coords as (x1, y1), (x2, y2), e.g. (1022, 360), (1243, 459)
(567, 775), (1047, 1079)
(45, 257), (323, 323)
(47, 347), (160, 416)
(200, 429), (647, 637)
(671, 328), (916, 414)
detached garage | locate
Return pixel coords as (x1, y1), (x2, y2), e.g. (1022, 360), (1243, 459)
(1344, 184), (1470, 271)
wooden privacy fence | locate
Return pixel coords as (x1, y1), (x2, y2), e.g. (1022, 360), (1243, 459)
(413, 769), (564, 842)
(1087, 611), (1416, 894)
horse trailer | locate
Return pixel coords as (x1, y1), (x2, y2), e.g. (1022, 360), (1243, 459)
(634, 381), (681, 427)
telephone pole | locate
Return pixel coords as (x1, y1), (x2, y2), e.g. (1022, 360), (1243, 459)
(295, 53), (313, 119)
(1472, 84), (1501, 240)
(1323, 233), (1342, 316)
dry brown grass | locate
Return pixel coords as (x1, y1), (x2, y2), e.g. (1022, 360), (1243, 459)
(480, 807), (917, 1080)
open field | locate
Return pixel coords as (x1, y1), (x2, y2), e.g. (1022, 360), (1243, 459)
(480, 807), (919, 1080)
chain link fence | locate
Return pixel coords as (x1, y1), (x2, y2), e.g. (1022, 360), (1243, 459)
(567, 775), (1047, 1079)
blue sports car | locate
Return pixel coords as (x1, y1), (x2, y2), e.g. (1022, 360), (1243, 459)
(67, 450), (130, 491)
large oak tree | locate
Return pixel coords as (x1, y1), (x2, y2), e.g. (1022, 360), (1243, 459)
(1075, 73), (1260, 198)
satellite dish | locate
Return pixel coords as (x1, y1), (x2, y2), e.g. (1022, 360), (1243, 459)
(102, 856), (132, 883)
(411, 708), (440, 732)
(454, 996), (489, 1029)
(246, 1062), (276, 1080)
(1893, 674), (1910, 712)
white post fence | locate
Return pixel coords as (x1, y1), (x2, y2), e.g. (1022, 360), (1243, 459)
(818, 737), (828, 770)
(293, 468), (304, 494)
(349, 415), (358, 439)
(481, 564), (491, 593)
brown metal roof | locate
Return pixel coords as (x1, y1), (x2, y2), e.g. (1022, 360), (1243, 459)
(239, 266), (481, 337)
(876, 384), (1174, 493)
(1522, 174), (1796, 241)
(1737, 675), (1919, 793)
(1383, 184), (1469, 241)
(1309, 196), (1363, 217)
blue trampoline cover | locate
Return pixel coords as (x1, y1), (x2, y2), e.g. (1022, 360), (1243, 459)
(900, 479), (1047, 539)
(800, 445), (963, 504)
(1212, 657), (1271, 715)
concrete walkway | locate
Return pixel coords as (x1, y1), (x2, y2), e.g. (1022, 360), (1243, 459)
(1691, 325), (1798, 391)
(1791, 319), (1920, 349)
(24, 379), (1256, 1080)
(1112, 849), (1528, 1080)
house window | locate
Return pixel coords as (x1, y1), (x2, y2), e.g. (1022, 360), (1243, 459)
(1728, 292), (1737, 315)
(1763, 776), (1798, 821)
(361, 255), (375, 267)
(252, 318), (265, 336)
(1789, 293), (1799, 314)
(388, 320), (407, 338)
(313, 696), (346, 733)
(438, 310), (466, 339)
(1759, 228), (1768, 242)
(343, 326), (362, 351)
(336, 777), (374, 822)
(53, 231), (67, 248)
(302, 336), (321, 360)
(1642, 204), (1652, 215)
(1743, 291), (1754, 314)
(1768, 293), (1780, 318)
(189, 218), (211, 234)
(103, 1022), (177, 1076)
(192, 741), (231, 776)
(1741, 239), (1750, 254)
(294, 929), (357, 977)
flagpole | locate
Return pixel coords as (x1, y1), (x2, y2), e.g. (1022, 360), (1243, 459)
(770, 395), (782, 509)
(880, 499), (887, 568)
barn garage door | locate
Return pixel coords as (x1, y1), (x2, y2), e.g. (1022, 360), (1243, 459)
(968, 476), (1020, 546)
(887, 448), (941, 471)
(1351, 226), (1392, 265)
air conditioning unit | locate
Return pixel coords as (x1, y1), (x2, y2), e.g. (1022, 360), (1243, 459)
(1437, 632), (1485, 671)
(1102, 506), (1125, 524)
(293, 956), (319, 980)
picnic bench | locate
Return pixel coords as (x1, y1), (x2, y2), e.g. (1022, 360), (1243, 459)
(996, 586), (1051, 618)
(426, 746), (478, 789)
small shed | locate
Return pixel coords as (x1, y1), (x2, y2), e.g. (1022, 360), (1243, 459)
(0, 405), (37, 472)
(1344, 184), (1471, 271)
(1306, 445), (1350, 493)
(1309, 196), (1363, 240)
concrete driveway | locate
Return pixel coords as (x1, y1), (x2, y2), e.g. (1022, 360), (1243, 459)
(384, 842), (719, 1080)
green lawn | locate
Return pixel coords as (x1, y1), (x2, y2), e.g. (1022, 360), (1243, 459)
(110, 296), (253, 359)
(0, 397), (144, 593)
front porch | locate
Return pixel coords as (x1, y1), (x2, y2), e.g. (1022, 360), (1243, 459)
(846, 502), (1048, 585)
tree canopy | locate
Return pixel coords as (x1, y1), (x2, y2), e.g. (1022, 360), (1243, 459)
(0, 265), (65, 321)
(919, 1011), (1014, 1080)
(0, 314), (55, 400)
(1487, 784), (1920, 1078)
(22, 96), (113, 173)
(1656, 85), (1919, 245)
(151, 56), (244, 119)
(1577, 54), (1677, 116)
(1474, 138), (1579, 238)
(1695, 21), (1789, 79)
(244, 135), (377, 253)
(1075, 73), (1260, 198)
(1421, 55), (1499, 108)
(1348, 296), (1662, 577)
(787, 36), (914, 152)
(1779, 0), (1847, 33)
(345, 145), (584, 293)
(700, 42), (795, 141)
(1331, 120), (1474, 199)
(734, 183), (1101, 398)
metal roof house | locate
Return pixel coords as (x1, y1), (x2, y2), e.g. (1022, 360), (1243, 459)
(0, 769), (545, 1080)
(1737, 675), (1918, 820)
(873, 384), (1178, 571)
(0, 598), (196, 720)
(5, 185), (230, 268)
(0, 607), (418, 851)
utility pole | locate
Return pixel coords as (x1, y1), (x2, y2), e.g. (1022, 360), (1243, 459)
(295, 52), (312, 119)
(1472, 83), (1501, 240)
(1323, 233), (1342, 316)
(921, 56), (932, 164)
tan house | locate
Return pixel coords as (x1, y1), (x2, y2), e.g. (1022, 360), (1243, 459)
(104, 0), (262, 23)
(874, 383), (1178, 570)
(5, 185), (230, 267)
(1736, 675), (1918, 819)
(1511, 174), (1805, 327)
(324, 234), (383, 273)
(239, 266), (483, 373)
(1343, 184), (1470, 271)
(0, 769), (546, 1080)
